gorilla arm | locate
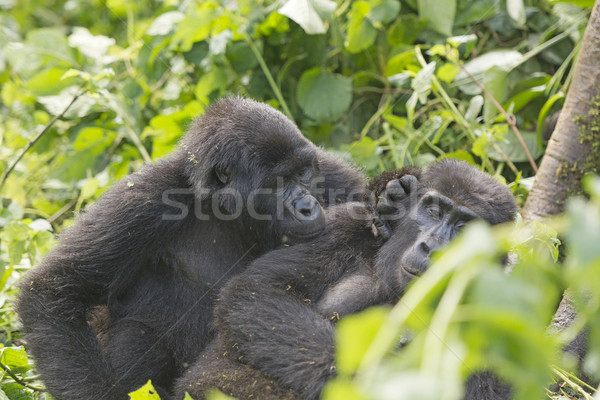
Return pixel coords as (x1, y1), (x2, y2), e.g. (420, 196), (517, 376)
(17, 155), (190, 399)
(214, 209), (382, 400)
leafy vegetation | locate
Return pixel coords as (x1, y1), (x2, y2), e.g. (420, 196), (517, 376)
(0, 0), (598, 398)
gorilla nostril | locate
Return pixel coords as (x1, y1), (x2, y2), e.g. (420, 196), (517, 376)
(295, 196), (319, 218)
(420, 242), (430, 255)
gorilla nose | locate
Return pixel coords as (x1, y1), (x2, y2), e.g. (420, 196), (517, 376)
(294, 195), (322, 220)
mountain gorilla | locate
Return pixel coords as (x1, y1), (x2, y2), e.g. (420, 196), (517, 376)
(175, 160), (518, 400)
(16, 97), (366, 400)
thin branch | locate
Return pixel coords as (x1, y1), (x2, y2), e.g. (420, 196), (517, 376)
(0, 91), (86, 191)
(458, 65), (539, 173)
(243, 33), (294, 123)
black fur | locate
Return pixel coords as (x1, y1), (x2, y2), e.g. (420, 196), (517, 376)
(174, 160), (518, 400)
(16, 97), (366, 399)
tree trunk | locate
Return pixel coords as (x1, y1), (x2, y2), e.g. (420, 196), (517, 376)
(521, 1), (600, 378)
(522, 0), (600, 221)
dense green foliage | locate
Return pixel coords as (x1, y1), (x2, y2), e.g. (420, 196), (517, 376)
(0, 0), (597, 399)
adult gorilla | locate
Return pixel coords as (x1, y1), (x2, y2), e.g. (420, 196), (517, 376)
(17, 97), (366, 400)
(175, 160), (517, 400)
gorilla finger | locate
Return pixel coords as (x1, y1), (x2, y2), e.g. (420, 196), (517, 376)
(376, 199), (397, 215)
(384, 180), (405, 200)
(399, 175), (418, 194)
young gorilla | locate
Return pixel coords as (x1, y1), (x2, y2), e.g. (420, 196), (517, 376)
(175, 160), (518, 400)
(16, 97), (366, 400)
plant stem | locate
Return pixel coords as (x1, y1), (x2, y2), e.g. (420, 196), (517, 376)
(244, 33), (294, 123)
(0, 91), (85, 192)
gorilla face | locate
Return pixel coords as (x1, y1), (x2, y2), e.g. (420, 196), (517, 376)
(399, 191), (477, 278)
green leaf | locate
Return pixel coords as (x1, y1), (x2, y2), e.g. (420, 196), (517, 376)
(341, 136), (380, 171)
(471, 132), (488, 158)
(79, 178), (100, 201)
(417, 0), (456, 36)
(0, 222), (31, 242)
(336, 307), (389, 375)
(368, 0), (401, 24)
(278, 0), (336, 34)
(507, 0), (526, 26)
(483, 66), (508, 123)
(129, 380), (162, 400)
(345, 1), (377, 53)
(454, 0), (498, 26)
(322, 379), (368, 400)
(25, 67), (76, 96)
(436, 63), (459, 83)
(297, 68), (352, 122)
(206, 389), (237, 400)
(455, 50), (523, 95)
(488, 128), (542, 162)
(195, 68), (228, 103)
(387, 14), (426, 45)
(0, 347), (28, 369)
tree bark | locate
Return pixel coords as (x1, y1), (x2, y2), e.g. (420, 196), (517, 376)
(522, 0), (600, 221)
(521, 1), (600, 379)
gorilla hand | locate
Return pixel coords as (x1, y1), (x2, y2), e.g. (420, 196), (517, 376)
(373, 173), (419, 240)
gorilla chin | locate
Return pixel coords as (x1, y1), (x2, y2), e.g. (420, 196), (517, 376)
(282, 207), (327, 242)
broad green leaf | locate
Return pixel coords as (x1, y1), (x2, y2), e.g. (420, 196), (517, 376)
(195, 68), (228, 103)
(471, 132), (488, 158)
(79, 178), (100, 201)
(129, 380), (162, 400)
(25, 67), (76, 96)
(445, 150), (476, 165)
(387, 14), (426, 45)
(73, 127), (110, 151)
(454, 0), (498, 26)
(297, 68), (352, 122)
(488, 129), (542, 162)
(278, 0), (336, 34)
(417, 0), (456, 35)
(336, 306), (389, 375)
(341, 136), (380, 170)
(0, 347), (28, 369)
(171, 3), (221, 52)
(345, 1), (377, 53)
(436, 63), (459, 83)
(368, 0), (401, 24)
(483, 66), (508, 123)
(0, 221), (31, 242)
(386, 50), (418, 76)
(455, 50), (523, 95)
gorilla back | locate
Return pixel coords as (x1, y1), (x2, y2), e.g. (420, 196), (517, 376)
(16, 97), (366, 399)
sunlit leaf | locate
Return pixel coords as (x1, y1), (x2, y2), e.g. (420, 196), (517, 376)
(278, 0), (336, 34)
(297, 68), (352, 122)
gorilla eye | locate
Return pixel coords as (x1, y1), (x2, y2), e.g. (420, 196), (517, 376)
(428, 205), (442, 219)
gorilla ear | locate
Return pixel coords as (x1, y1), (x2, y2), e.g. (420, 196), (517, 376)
(214, 163), (231, 185)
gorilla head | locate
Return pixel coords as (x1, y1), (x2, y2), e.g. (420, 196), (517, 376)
(179, 97), (327, 246)
(376, 159), (518, 296)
